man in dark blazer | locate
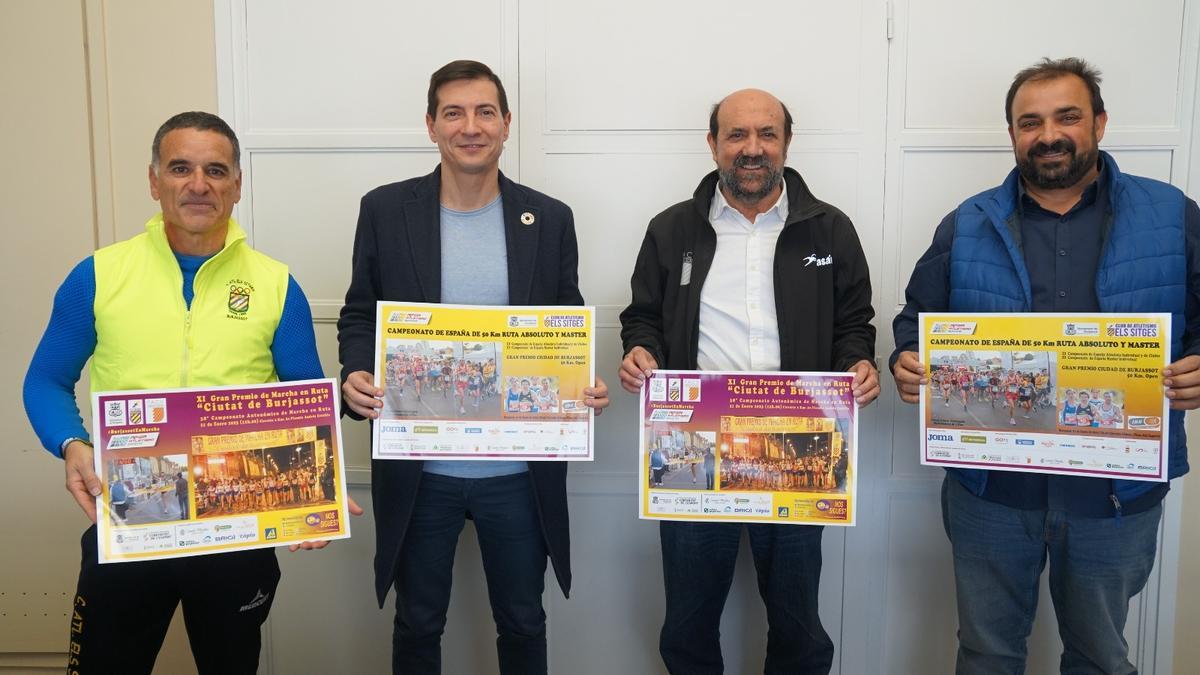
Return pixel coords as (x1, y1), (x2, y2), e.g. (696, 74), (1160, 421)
(337, 60), (609, 675)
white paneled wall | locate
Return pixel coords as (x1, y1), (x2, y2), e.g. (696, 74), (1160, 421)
(214, 1), (1200, 672)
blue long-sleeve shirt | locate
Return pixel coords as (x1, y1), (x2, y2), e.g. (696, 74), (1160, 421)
(23, 253), (325, 457)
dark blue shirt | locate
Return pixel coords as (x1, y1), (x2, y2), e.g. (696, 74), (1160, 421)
(891, 168), (1200, 516)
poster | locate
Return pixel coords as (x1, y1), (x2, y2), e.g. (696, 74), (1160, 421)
(919, 313), (1170, 481)
(639, 370), (858, 525)
(91, 379), (350, 563)
(373, 302), (595, 461)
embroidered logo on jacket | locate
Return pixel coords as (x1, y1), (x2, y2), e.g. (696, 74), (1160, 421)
(803, 254), (832, 267)
(227, 278), (255, 319)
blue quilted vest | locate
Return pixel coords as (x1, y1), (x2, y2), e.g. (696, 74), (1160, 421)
(946, 152), (1189, 507)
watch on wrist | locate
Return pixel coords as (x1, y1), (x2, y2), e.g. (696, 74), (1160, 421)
(59, 437), (93, 455)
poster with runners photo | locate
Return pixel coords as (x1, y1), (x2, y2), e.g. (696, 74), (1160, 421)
(372, 302), (595, 461)
(919, 313), (1170, 481)
(91, 379), (351, 563)
(639, 370), (858, 525)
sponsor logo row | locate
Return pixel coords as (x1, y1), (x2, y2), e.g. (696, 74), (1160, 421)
(926, 448), (1159, 472)
(648, 492), (773, 517)
(381, 421), (585, 437)
(110, 516), (259, 555)
(927, 431), (1157, 454)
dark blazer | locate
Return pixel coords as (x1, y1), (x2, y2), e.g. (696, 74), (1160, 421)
(337, 165), (584, 607)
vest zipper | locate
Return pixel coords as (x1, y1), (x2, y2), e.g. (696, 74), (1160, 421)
(1109, 492), (1123, 526)
(181, 310), (192, 387)
(181, 249), (217, 387)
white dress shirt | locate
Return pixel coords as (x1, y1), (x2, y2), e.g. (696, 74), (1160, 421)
(696, 183), (788, 371)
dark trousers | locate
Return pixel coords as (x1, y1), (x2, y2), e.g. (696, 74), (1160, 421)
(942, 475), (1161, 674)
(392, 472), (549, 675)
(68, 525), (279, 675)
(659, 521), (832, 675)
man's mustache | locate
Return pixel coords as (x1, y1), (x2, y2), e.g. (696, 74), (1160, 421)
(1029, 139), (1075, 158)
(734, 154), (769, 169)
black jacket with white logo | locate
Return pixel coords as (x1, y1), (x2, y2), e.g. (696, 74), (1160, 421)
(620, 167), (876, 372)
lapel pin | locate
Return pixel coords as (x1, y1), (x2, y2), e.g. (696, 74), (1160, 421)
(520, 212), (536, 225)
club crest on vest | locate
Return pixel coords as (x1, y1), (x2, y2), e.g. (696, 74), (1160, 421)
(227, 278), (255, 319)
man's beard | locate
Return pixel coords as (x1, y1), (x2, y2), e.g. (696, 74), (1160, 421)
(719, 153), (784, 203)
(1016, 138), (1099, 190)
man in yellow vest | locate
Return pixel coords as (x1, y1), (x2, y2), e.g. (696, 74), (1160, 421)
(23, 111), (357, 674)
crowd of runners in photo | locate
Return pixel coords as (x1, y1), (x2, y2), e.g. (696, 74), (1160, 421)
(720, 454), (847, 492)
(930, 365), (1054, 425)
(648, 443), (849, 493)
(195, 465), (335, 517)
(386, 351), (499, 414)
(930, 364), (1126, 429)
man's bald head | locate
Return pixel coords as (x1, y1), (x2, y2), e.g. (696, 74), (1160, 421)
(708, 89), (793, 143)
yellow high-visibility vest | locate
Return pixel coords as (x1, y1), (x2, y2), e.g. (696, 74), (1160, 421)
(90, 215), (287, 392)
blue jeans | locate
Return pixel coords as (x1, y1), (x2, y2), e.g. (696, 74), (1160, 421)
(942, 475), (1161, 675)
(659, 521), (832, 675)
(392, 472), (548, 675)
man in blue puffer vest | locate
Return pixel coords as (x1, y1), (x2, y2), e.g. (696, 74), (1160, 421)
(892, 58), (1200, 674)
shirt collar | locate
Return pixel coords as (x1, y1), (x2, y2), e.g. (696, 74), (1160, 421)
(709, 181), (789, 225)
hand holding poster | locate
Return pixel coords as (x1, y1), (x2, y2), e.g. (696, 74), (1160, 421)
(373, 302), (595, 461)
(919, 313), (1170, 480)
(92, 379), (351, 563)
(639, 370), (858, 525)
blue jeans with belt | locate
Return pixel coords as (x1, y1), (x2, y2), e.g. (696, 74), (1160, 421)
(658, 520), (832, 675)
(942, 474), (1161, 675)
(392, 472), (548, 675)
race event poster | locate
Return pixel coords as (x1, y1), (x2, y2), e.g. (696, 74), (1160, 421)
(919, 313), (1170, 481)
(373, 302), (595, 461)
(91, 379), (351, 563)
(639, 370), (858, 525)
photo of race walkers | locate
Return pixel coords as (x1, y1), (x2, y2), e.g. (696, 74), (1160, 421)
(1060, 388), (1125, 429)
(647, 430), (717, 490)
(504, 376), (562, 415)
(383, 339), (501, 419)
(102, 453), (190, 526)
(717, 425), (850, 493)
(193, 426), (338, 518)
(929, 350), (1057, 430)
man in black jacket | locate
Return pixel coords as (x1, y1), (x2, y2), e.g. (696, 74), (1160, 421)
(619, 89), (879, 675)
(338, 60), (608, 675)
